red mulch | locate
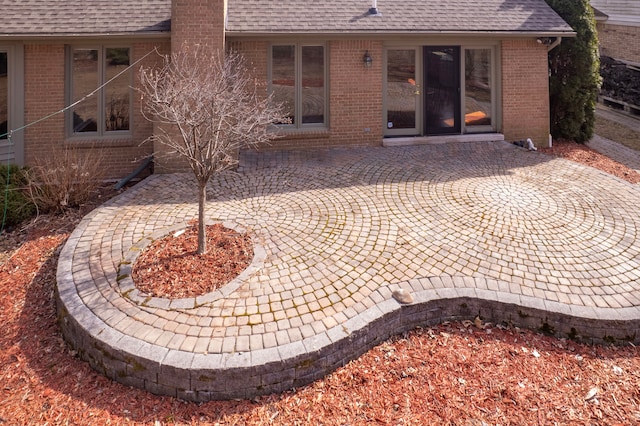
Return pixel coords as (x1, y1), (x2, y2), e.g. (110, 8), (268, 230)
(132, 222), (253, 299)
(2, 151), (640, 424)
(539, 139), (640, 184)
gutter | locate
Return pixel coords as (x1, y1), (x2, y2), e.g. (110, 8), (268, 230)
(539, 36), (563, 51)
(0, 31), (171, 41)
(547, 37), (562, 51)
(225, 30), (577, 39)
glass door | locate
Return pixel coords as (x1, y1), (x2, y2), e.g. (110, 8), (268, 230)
(464, 48), (493, 132)
(385, 48), (420, 136)
(424, 46), (461, 135)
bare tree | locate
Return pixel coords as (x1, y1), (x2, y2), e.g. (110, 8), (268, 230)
(140, 46), (288, 254)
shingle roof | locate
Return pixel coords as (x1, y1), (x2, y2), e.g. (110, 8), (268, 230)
(591, 0), (640, 23)
(0, 0), (171, 36)
(592, 7), (609, 20)
(227, 0), (574, 35)
(0, 0), (572, 38)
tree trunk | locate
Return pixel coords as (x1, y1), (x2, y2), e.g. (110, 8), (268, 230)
(197, 180), (207, 255)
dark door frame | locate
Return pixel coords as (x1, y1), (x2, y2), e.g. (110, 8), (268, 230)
(423, 46), (461, 135)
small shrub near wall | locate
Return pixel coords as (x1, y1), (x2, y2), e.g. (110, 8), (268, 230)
(0, 165), (36, 229)
(25, 145), (107, 214)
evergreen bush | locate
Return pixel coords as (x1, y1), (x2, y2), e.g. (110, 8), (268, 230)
(545, 0), (601, 143)
(0, 165), (36, 229)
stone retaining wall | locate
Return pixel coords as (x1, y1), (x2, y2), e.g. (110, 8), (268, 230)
(56, 278), (640, 402)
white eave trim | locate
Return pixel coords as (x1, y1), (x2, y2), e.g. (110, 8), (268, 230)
(0, 31), (171, 41)
(225, 30), (576, 38)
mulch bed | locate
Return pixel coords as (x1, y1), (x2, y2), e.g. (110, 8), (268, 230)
(132, 222), (253, 299)
(1, 153), (640, 424)
(539, 139), (640, 184)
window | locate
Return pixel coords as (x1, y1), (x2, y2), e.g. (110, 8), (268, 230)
(0, 51), (7, 140)
(68, 46), (131, 136)
(270, 44), (326, 128)
(385, 48), (419, 135)
(464, 48), (493, 130)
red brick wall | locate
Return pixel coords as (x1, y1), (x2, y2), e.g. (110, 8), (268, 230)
(22, 37), (554, 176)
(171, 0), (225, 55)
(325, 39), (383, 148)
(23, 40), (170, 179)
(597, 22), (640, 64)
(132, 41), (171, 174)
(154, 0), (227, 172)
(501, 39), (550, 146)
(24, 44), (65, 165)
(230, 38), (384, 151)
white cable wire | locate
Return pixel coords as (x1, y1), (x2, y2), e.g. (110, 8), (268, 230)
(0, 47), (160, 139)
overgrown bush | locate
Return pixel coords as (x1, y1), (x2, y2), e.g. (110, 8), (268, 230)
(545, 0), (601, 143)
(0, 164), (36, 229)
(25, 146), (107, 214)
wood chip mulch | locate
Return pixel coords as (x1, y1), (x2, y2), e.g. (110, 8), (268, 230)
(539, 139), (640, 184)
(2, 150), (640, 424)
(132, 222), (253, 299)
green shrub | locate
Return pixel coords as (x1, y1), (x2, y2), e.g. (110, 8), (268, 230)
(0, 165), (36, 229)
(545, 0), (601, 143)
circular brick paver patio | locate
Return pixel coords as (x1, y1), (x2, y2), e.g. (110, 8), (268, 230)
(56, 141), (640, 401)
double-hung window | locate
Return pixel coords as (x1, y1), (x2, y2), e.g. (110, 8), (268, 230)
(67, 46), (131, 136)
(270, 44), (326, 128)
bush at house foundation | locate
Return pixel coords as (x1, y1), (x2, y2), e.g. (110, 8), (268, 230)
(0, 165), (35, 228)
(25, 146), (106, 214)
(546, 0), (601, 143)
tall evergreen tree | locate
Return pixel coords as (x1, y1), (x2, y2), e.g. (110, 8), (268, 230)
(545, 0), (601, 143)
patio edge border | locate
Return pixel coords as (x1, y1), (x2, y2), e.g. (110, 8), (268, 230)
(56, 271), (640, 402)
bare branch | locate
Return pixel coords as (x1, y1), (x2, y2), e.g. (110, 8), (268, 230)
(139, 44), (289, 254)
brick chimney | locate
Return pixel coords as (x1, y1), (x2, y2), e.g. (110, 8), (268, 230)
(171, 0), (226, 56)
(153, 0), (227, 173)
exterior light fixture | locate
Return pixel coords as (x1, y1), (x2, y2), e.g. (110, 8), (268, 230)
(363, 50), (373, 68)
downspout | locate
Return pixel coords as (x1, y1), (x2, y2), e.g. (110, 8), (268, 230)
(546, 37), (562, 147)
(547, 37), (562, 52)
(114, 156), (153, 190)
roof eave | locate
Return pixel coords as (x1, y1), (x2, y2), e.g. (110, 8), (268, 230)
(0, 31), (171, 41)
(225, 29), (577, 38)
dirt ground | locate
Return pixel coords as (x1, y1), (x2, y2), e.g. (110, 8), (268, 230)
(595, 115), (640, 152)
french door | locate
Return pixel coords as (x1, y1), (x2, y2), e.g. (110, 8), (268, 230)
(385, 48), (421, 136)
(384, 45), (494, 137)
(423, 46), (460, 135)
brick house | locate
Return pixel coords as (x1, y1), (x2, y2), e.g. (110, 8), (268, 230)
(591, 0), (640, 64)
(1, 0), (574, 178)
(591, 0), (640, 114)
